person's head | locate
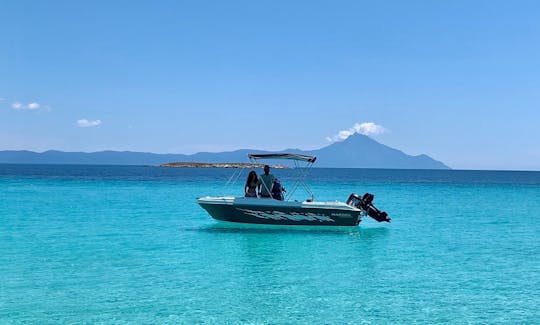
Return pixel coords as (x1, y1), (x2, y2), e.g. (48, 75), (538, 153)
(263, 165), (270, 175)
(247, 170), (257, 183)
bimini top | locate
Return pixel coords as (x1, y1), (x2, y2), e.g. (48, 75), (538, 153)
(248, 153), (317, 163)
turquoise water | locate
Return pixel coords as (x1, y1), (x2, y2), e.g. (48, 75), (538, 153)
(1, 165), (539, 323)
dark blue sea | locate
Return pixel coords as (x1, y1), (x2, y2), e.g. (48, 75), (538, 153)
(1, 165), (539, 323)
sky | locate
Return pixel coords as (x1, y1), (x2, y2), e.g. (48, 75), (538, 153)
(1, 0), (539, 170)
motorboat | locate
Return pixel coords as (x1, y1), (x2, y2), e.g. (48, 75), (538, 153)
(197, 153), (390, 226)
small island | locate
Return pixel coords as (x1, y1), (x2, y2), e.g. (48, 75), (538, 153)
(160, 162), (288, 169)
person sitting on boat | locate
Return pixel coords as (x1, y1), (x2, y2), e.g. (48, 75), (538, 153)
(271, 178), (286, 201)
(244, 170), (259, 198)
(258, 165), (275, 198)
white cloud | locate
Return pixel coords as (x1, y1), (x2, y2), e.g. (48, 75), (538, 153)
(27, 102), (40, 109)
(77, 119), (102, 128)
(353, 122), (387, 135)
(327, 122), (388, 142)
(11, 101), (42, 110)
(12, 102), (23, 109)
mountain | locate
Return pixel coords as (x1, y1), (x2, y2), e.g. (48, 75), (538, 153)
(308, 134), (449, 169)
(0, 134), (450, 169)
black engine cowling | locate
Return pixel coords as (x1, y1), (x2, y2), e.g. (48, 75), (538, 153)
(346, 193), (390, 223)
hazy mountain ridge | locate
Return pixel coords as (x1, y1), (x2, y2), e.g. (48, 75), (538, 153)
(0, 134), (450, 169)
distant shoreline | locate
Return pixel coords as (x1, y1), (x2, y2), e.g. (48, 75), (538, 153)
(160, 162), (288, 169)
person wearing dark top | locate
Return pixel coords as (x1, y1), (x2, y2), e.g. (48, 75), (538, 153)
(244, 170), (259, 198)
(271, 178), (285, 201)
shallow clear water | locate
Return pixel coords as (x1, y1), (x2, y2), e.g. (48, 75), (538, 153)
(1, 165), (539, 323)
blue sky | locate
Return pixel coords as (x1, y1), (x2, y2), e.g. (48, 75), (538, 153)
(1, 0), (539, 170)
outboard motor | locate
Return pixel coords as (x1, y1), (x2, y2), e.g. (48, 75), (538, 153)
(346, 193), (390, 222)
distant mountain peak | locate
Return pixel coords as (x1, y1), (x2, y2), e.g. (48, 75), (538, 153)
(338, 133), (380, 144)
(308, 133), (449, 169)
